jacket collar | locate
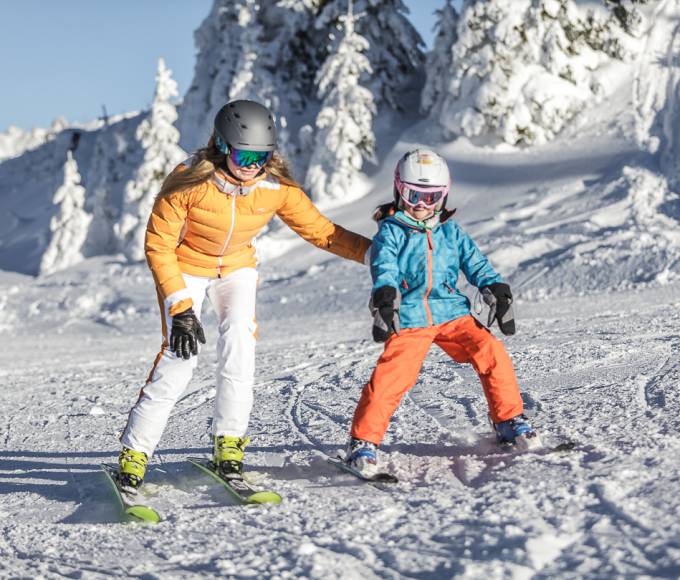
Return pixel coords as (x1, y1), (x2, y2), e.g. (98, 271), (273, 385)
(211, 168), (268, 195)
(392, 209), (457, 231)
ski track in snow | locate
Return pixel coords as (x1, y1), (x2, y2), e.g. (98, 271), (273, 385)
(1, 258), (680, 579)
(3, 5), (680, 574)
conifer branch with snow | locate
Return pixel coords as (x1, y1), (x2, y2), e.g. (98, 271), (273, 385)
(304, 1), (376, 209)
(117, 58), (185, 262)
(420, 0), (459, 115)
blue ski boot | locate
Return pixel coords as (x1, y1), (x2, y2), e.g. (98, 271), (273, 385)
(345, 438), (379, 478)
(494, 414), (542, 451)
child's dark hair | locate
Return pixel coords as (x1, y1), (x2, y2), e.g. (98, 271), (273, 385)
(372, 202), (398, 222)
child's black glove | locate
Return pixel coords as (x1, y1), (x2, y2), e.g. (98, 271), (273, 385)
(481, 282), (515, 335)
(369, 286), (401, 343)
(170, 308), (206, 359)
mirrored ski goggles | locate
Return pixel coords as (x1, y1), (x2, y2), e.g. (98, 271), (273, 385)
(229, 147), (273, 168)
(215, 134), (273, 168)
(397, 182), (449, 208)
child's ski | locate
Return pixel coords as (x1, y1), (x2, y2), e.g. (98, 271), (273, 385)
(187, 457), (282, 505)
(100, 464), (161, 524)
(498, 439), (577, 454)
(327, 457), (399, 483)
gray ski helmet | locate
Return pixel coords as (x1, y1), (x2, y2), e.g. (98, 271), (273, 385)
(213, 100), (277, 152)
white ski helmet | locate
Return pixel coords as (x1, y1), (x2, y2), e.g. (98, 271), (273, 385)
(394, 149), (451, 211)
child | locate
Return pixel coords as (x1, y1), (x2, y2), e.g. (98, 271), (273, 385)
(345, 149), (541, 477)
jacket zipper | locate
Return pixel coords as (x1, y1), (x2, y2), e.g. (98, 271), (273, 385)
(424, 231), (434, 326)
(216, 194), (237, 277)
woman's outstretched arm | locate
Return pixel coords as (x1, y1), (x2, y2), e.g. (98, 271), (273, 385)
(276, 184), (371, 263)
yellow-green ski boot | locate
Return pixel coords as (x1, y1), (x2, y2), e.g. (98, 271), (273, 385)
(213, 435), (250, 480)
(118, 447), (148, 491)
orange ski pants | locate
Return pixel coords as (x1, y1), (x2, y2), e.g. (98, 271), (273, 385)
(351, 315), (523, 445)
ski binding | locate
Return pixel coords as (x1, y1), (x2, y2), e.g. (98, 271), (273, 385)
(100, 463), (161, 524)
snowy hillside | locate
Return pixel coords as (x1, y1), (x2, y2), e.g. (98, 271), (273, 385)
(2, 0), (680, 578)
(0, 113), (145, 275)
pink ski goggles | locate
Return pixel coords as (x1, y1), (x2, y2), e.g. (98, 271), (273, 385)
(395, 172), (450, 208)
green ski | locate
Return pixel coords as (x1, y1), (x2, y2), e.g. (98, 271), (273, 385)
(100, 463), (161, 524)
(187, 457), (281, 505)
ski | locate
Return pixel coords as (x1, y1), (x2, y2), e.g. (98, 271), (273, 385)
(498, 439), (577, 454)
(187, 457), (282, 505)
(100, 463), (161, 524)
(327, 457), (399, 483)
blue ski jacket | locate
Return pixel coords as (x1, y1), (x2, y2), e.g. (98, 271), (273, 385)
(370, 209), (503, 329)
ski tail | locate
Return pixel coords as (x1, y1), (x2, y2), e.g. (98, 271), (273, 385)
(327, 457), (399, 483)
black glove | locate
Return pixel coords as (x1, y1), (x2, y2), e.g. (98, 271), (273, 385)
(369, 286), (401, 343)
(481, 282), (515, 335)
(170, 308), (206, 359)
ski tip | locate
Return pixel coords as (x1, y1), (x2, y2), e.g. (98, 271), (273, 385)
(246, 491), (282, 505)
(125, 505), (161, 524)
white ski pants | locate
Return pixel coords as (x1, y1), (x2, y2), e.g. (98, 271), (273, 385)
(121, 268), (258, 457)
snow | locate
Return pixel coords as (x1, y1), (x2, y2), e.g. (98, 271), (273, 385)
(2, 1), (680, 577)
(2, 257), (680, 576)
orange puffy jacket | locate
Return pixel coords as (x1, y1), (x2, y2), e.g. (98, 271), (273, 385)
(145, 167), (371, 315)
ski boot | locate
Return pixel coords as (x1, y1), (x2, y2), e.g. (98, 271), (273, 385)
(118, 447), (148, 492)
(345, 437), (379, 478)
(214, 435), (250, 480)
(494, 414), (542, 451)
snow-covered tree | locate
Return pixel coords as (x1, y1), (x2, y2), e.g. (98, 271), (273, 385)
(117, 58), (185, 262)
(178, 0), (426, 153)
(605, 0), (648, 37)
(305, 1), (376, 208)
(434, 0), (640, 146)
(178, 1), (316, 152)
(315, 0), (425, 109)
(40, 151), (92, 275)
(0, 117), (67, 162)
(420, 0), (459, 115)
(660, 25), (680, 190)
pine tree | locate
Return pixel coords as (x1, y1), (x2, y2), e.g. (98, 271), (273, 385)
(434, 0), (640, 146)
(178, 1), (252, 150)
(420, 0), (459, 115)
(40, 151), (92, 275)
(315, 0), (425, 109)
(178, 1), (319, 152)
(117, 58), (185, 262)
(305, 1), (376, 208)
(604, 0), (648, 37)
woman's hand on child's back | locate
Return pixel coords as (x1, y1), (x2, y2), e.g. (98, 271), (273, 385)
(481, 283), (516, 336)
(370, 286), (401, 342)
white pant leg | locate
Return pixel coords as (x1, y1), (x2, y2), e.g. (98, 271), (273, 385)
(121, 274), (210, 457)
(207, 267), (258, 438)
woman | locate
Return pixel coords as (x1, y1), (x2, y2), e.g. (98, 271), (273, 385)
(117, 100), (371, 490)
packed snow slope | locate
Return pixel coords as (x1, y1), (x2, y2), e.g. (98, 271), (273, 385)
(3, 5), (680, 578)
(2, 253), (680, 578)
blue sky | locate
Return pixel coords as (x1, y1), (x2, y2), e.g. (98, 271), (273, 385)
(1, 1), (445, 133)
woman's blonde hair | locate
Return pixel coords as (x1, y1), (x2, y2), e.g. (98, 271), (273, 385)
(157, 136), (299, 198)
